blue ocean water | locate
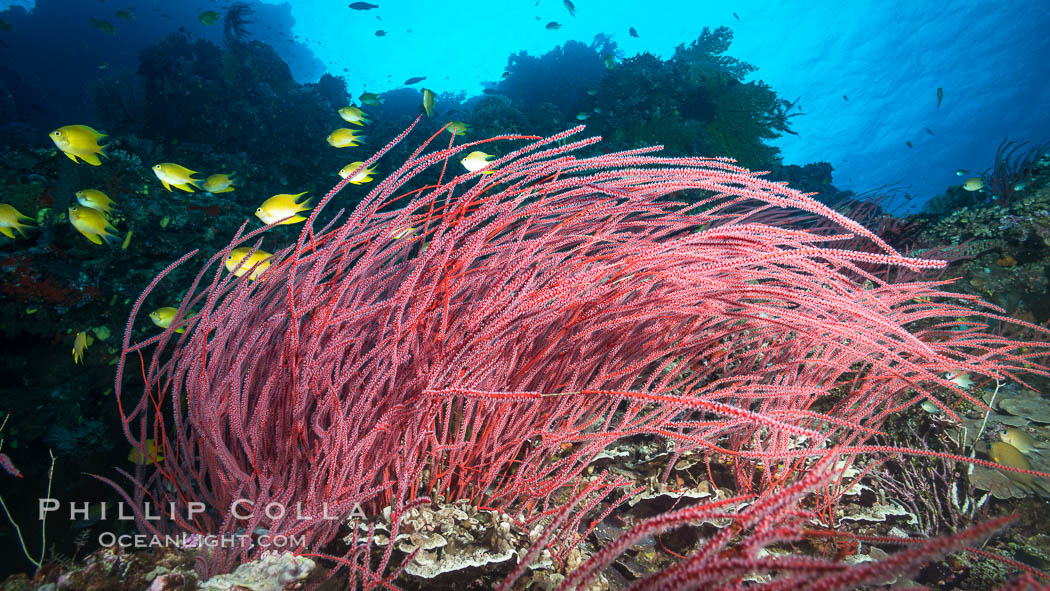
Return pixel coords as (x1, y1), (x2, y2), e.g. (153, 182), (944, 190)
(2, 0), (1047, 210)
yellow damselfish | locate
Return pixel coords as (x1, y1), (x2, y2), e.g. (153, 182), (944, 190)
(422, 88), (434, 118)
(153, 163), (202, 192)
(446, 121), (471, 136)
(202, 173), (237, 193)
(461, 150), (495, 174)
(69, 205), (118, 245)
(72, 331), (92, 364)
(75, 189), (116, 214)
(0, 203), (33, 239)
(50, 125), (108, 166)
(338, 105), (369, 125)
(989, 441), (1037, 486)
(149, 306), (187, 333)
(225, 247), (273, 280)
(1000, 428), (1047, 456)
(129, 439), (163, 465)
(359, 92), (382, 106)
(255, 192), (312, 225)
(327, 128), (366, 148)
(339, 162), (376, 185)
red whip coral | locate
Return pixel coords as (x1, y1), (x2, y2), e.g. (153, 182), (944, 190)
(106, 119), (1050, 584)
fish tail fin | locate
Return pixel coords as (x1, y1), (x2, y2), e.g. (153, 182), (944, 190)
(102, 227), (120, 245)
(0, 227), (14, 239)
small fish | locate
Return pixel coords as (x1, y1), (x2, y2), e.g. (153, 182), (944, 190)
(153, 163), (202, 192)
(73, 330), (91, 364)
(575, 112), (589, 121)
(603, 54), (615, 70)
(924, 127), (935, 136)
(75, 189), (115, 213)
(482, 88), (502, 95)
(920, 400), (941, 414)
(905, 141), (913, 148)
(842, 94), (848, 101)
(128, 439), (163, 465)
(501, 71), (510, 78)
(1000, 428), (1047, 456)
(989, 441), (1035, 485)
(0, 203), (33, 239)
(945, 371), (975, 389)
(404, 76), (426, 85)
(97, 61), (109, 70)
(202, 173), (237, 193)
(50, 124), (108, 166)
(461, 150), (495, 173)
(962, 177), (985, 192)
(937, 87), (944, 108)
(339, 162), (376, 184)
(422, 88), (435, 118)
(121, 229), (133, 250)
(546, 21), (562, 30)
(955, 169), (968, 176)
(374, 30), (386, 37)
(1013, 180), (1028, 192)
(338, 105), (369, 125)
(359, 92), (383, 106)
(199, 11), (220, 25)
(586, 88), (597, 96)
(349, 2), (379, 9)
(69, 205), (118, 245)
(256, 191), (312, 225)
(446, 121), (471, 136)
(564, 0), (576, 16)
(629, 27), (638, 38)
(149, 307), (186, 333)
(115, 9), (134, 20)
(391, 226), (416, 240)
(733, 12), (740, 20)
(327, 128), (366, 148)
(225, 247), (273, 280)
(90, 17), (116, 34)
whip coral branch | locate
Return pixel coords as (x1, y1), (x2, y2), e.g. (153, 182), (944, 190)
(104, 122), (1050, 584)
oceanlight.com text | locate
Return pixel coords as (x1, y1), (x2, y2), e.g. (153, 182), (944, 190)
(97, 532), (307, 549)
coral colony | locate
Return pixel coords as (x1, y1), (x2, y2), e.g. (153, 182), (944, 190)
(103, 120), (1050, 586)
